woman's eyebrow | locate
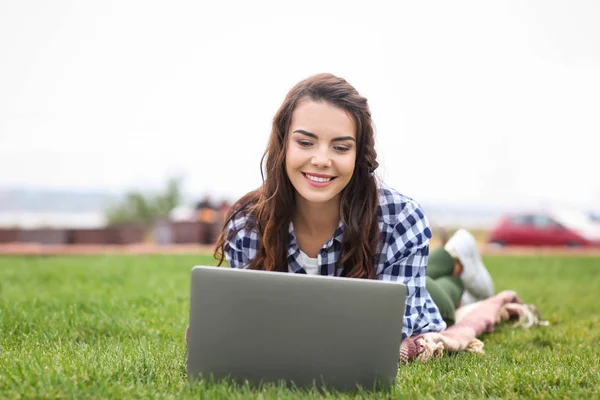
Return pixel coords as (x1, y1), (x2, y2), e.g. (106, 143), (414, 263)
(293, 129), (355, 142)
(293, 129), (318, 139)
(331, 136), (356, 143)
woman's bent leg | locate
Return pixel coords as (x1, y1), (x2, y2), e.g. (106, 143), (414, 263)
(426, 247), (464, 325)
(426, 276), (460, 325)
(427, 247), (456, 280)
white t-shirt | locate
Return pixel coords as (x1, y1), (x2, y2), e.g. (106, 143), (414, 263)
(298, 250), (320, 275)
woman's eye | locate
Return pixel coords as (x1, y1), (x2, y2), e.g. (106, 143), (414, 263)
(298, 140), (313, 147)
(334, 146), (351, 153)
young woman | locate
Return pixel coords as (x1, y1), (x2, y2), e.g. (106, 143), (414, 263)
(213, 73), (493, 339)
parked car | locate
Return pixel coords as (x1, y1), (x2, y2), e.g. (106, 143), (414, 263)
(487, 210), (600, 247)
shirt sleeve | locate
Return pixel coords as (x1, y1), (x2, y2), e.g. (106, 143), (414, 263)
(223, 212), (259, 269)
(378, 201), (447, 339)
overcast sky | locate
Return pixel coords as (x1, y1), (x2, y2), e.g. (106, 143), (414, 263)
(1, 0), (598, 209)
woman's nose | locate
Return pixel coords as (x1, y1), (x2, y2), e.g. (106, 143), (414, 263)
(311, 148), (332, 168)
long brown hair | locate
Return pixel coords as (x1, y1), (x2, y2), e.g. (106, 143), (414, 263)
(214, 73), (380, 279)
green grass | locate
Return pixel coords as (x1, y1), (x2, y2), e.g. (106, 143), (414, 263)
(1, 254), (599, 399)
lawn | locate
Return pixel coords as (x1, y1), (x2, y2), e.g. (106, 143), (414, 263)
(1, 254), (599, 399)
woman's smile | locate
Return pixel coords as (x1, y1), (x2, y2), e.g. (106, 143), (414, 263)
(302, 172), (337, 188)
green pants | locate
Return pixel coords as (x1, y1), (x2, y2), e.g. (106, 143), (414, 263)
(426, 248), (464, 325)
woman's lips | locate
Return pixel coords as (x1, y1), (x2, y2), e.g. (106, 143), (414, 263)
(302, 172), (337, 188)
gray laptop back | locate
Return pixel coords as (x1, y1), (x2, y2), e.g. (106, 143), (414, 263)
(187, 266), (406, 391)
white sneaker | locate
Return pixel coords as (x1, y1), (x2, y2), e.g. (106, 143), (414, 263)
(444, 229), (494, 304)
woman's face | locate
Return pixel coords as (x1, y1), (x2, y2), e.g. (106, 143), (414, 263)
(285, 99), (357, 205)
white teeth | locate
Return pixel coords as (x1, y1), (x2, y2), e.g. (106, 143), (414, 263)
(305, 174), (332, 183)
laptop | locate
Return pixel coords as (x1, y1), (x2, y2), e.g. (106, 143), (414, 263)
(186, 265), (406, 391)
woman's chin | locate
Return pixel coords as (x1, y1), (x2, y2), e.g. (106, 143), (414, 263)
(295, 188), (340, 205)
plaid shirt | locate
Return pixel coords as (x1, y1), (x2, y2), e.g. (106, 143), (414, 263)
(224, 186), (447, 339)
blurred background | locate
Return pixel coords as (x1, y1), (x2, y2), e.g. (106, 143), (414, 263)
(0, 0), (598, 251)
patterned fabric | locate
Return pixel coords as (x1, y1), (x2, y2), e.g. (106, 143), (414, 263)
(224, 186), (447, 339)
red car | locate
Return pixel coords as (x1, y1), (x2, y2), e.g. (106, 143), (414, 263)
(487, 211), (600, 247)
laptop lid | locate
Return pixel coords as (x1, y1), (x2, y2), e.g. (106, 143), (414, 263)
(187, 266), (406, 390)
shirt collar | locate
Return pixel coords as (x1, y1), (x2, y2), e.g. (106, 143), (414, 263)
(287, 219), (344, 257)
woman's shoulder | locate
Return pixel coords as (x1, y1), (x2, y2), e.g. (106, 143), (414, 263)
(226, 206), (258, 237)
(220, 204), (261, 267)
(377, 185), (428, 227)
(222, 191), (262, 238)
